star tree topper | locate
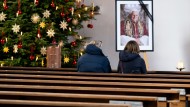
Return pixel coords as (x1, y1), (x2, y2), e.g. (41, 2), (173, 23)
(0, 12), (7, 21)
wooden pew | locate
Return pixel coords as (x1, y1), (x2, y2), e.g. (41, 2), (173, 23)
(0, 90), (163, 107)
(0, 78), (186, 106)
(0, 67), (77, 72)
(185, 94), (190, 107)
(0, 70), (187, 106)
(2, 70), (190, 79)
(0, 99), (131, 107)
(1, 73), (190, 84)
(0, 83), (179, 100)
(0, 78), (188, 92)
(0, 73), (185, 99)
(0, 79), (181, 107)
(148, 71), (190, 75)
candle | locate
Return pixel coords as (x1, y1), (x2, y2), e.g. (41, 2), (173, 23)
(80, 52), (83, 56)
(36, 56), (38, 61)
(71, 7), (74, 15)
(177, 61), (184, 68)
(11, 56), (14, 60)
(56, 6), (59, 10)
(79, 35), (82, 39)
(69, 27), (71, 31)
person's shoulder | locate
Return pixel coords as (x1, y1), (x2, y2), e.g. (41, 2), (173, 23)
(138, 56), (145, 62)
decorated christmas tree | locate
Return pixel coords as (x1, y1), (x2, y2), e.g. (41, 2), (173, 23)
(0, 0), (95, 67)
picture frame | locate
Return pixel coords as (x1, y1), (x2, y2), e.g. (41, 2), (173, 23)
(115, 0), (153, 51)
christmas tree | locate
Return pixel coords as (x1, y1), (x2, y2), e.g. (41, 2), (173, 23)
(0, 0), (95, 67)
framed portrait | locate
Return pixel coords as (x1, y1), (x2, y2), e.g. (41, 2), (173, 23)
(115, 0), (153, 51)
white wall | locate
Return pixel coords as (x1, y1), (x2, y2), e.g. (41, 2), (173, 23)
(81, 0), (190, 71)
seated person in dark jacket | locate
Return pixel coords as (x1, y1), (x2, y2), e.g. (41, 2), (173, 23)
(77, 44), (111, 73)
(117, 40), (147, 74)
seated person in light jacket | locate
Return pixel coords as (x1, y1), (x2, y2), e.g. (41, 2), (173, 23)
(77, 44), (111, 73)
(117, 40), (147, 74)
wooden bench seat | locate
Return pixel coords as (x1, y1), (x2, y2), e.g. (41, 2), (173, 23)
(1, 70), (190, 79)
(0, 67), (77, 72)
(148, 71), (190, 75)
(0, 69), (188, 107)
(0, 78), (188, 92)
(0, 78), (186, 106)
(1, 73), (190, 84)
(0, 90), (163, 107)
(0, 84), (179, 100)
(0, 99), (131, 107)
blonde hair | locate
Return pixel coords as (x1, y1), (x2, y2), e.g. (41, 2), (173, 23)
(124, 40), (140, 54)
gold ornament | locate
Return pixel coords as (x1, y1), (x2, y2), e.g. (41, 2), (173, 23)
(64, 57), (70, 63)
(39, 22), (45, 28)
(72, 19), (78, 25)
(3, 47), (9, 53)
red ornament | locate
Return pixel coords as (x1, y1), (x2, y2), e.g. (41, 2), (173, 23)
(71, 41), (76, 47)
(60, 12), (65, 17)
(37, 28), (41, 38)
(52, 38), (57, 44)
(17, 0), (22, 15)
(17, 42), (22, 48)
(50, 1), (55, 8)
(66, 17), (72, 22)
(17, 9), (22, 15)
(3, 5), (8, 10)
(72, 60), (77, 65)
(29, 54), (35, 61)
(35, 0), (39, 5)
(65, 0), (69, 2)
(69, 7), (72, 12)
(87, 24), (93, 28)
(0, 39), (5, 45)
(3, 0), (8, 10)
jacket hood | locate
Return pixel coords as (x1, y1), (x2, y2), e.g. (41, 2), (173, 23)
(119, 51), (140, 62)
(85, 44), (105, 56)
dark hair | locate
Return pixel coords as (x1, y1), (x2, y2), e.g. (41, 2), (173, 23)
(124, 40), (140, 54)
